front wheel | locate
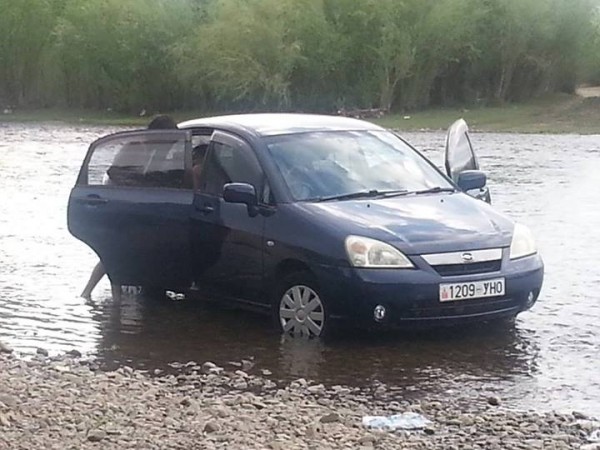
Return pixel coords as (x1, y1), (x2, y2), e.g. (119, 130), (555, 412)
(274, 272), (329, 338)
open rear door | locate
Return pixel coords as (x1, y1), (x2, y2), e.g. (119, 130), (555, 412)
(67, 129), (194, 289)
(444, 119), (490, 203)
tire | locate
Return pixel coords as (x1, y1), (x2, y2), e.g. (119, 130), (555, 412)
(273, 271), (329, 338)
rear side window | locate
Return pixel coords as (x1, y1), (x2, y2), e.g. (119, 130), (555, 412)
(86, 132), (187, 189)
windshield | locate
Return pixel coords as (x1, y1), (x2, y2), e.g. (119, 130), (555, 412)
(266, 130), (452, 201)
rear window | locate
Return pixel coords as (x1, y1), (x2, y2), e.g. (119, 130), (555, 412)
(87, 133), (186, 189)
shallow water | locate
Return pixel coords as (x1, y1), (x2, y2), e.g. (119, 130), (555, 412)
(0, 122), (598, 415)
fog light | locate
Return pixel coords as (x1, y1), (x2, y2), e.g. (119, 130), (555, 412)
(374, 305), (386, 322)
(526, 291), (535, 306)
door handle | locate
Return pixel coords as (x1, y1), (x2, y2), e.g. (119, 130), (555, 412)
(81, 194), (108, 206)
(196, 204), (215, 214)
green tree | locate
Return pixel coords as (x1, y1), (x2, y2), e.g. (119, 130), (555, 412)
(54, 0), (195, 112)
(0, 0), (58, 107)
(177, 0), (304, 109)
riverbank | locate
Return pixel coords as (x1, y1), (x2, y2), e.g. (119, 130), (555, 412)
(374, 93), (600, 134)
(1, 350), (598, 449)
(2, 93), (600, 134)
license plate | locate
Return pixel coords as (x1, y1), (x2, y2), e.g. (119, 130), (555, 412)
(439, 278), (505, 302)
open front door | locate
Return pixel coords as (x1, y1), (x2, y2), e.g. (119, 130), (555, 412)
(444, 119), (491, 203)
(68, 129), (194, 289)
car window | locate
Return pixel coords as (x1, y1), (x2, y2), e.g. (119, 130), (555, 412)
(87, 133), (187, 189)
(199, 140), (265, 199)
(266, 130), (452, 201)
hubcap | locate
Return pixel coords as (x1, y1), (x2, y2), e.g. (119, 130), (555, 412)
(279, 285), (325, 337)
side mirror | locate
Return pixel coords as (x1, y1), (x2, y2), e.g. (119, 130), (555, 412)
(457, 170), (486, 191)
(223, 182), (258, 215)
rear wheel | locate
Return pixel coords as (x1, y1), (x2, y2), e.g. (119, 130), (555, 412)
(274, 271), (329, 338)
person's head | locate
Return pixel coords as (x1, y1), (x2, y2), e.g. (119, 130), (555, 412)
(148, 115), (178, 130)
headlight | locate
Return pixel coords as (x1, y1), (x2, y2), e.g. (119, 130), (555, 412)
(509, 223), (537, 260)
(345, 236), (414, 268)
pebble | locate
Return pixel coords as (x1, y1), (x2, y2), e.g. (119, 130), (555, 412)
(0, 352), (595, 449)
(233, 381), (248, 390)
(36, 348), (48, 357)
(487, 395), (501, 406)
(66, 349), (82, 358)
(87, 430), (106, 442)
(358, 435), (376, 444)
(204, 420), (221, 433)
(0, 341), (13, 353)
(241, 359), (254, 371)
(305, 422), (322, 439)
(253, 401), (267, 410)
(0, 394), (17, 408)
(202, 361), (218, 373)
(320, 412), (341, 424)
(0, 413), (11, 427)
(307, 384), (326, 394)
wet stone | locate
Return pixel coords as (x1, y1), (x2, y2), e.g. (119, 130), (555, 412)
(0, 341), (13, 354)
(204, 420), (221, 433)
(0, 413), (11, 427)
(202, 362), (218, 373)
(320, 412), (341, 424)
(0, 394), (17, 408)
(87, 430), (106, 442)
(487, 396), (501, 406)
(66, 349), (82, 358)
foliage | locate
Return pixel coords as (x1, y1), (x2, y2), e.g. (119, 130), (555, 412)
(0, 0), (598, 113)
(53, 0), (195, 112)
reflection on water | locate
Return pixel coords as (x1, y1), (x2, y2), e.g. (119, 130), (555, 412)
(93, 292), (540, 398)
(0, 123), (599, 415)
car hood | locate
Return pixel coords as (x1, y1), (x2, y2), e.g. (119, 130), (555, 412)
(297, 193), (514, 255)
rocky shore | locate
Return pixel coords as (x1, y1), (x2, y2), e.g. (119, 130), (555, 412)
(0, 348), (598, 450)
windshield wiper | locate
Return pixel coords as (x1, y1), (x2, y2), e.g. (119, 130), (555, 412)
(380, 189), (410, 198)
(316, 190), (384, 202)
(412, 186), (456, 195)
(315, 189), (411, 202)
(311, 187), (453, 202)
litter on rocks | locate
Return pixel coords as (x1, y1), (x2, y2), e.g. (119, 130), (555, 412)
(362, 412), (431, 430)
(589, 429), (600, 443)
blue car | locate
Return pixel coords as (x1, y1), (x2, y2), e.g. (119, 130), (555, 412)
(68, 114), (543, 337)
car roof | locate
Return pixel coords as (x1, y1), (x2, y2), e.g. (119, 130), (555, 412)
(178, 113), (384, 137)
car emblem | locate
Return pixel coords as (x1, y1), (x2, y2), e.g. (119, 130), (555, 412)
(461, 252), (474, 263)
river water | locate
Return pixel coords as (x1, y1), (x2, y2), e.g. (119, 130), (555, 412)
(0, 122), (598, 416)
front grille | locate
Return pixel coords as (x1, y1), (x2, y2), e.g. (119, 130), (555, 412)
(433, 260), (501, 276)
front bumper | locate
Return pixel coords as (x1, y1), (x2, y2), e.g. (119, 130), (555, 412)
(313, 252), (544, 328)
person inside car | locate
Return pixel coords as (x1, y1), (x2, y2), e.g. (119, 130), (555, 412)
(80, 115), (178, 300)
(192, 143), (208, 188)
